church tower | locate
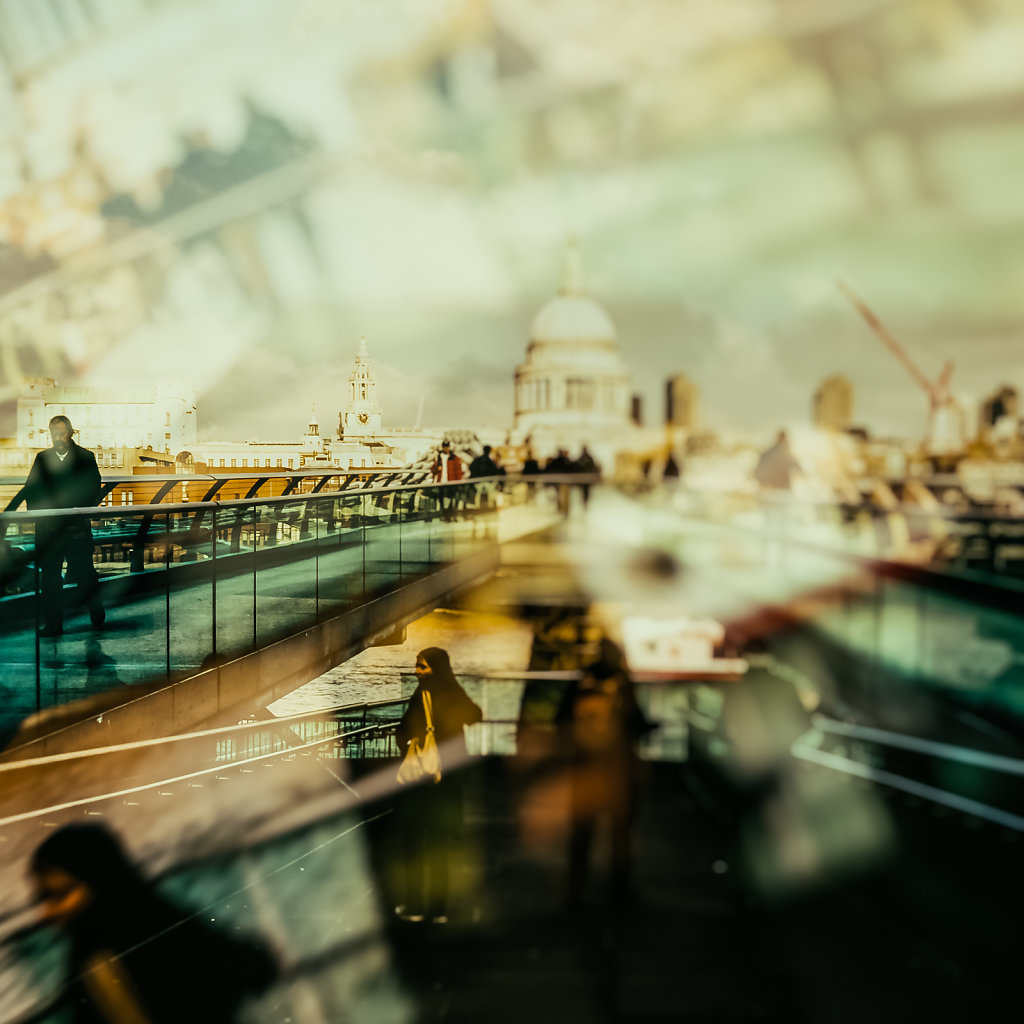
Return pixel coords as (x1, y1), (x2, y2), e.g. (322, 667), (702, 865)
(340, 337), (383, 438)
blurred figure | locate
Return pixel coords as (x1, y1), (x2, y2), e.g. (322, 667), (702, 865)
(556, 641), (653, 909)
(754, 430), (801, 492)
(30, 823), (276, 1023)
(573, 446), (600, 508)
(754, 430), (802, 561)
(662, 451), (681, 485)
(468, 444), (501, 479)
(544, 449), (574, 515)
(430, 439), (465, 521)
(394, 647), (482, 923)
(12, 416), (104, 637)
(468, 444), (504, 510)
(521, 448), (541, 499)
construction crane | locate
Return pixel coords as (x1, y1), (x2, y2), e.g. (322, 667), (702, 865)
(837, 280), (961, 455)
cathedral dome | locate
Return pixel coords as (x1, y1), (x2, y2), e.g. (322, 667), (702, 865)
(527, 240), (617, 346)
(529, 293), (617, 346)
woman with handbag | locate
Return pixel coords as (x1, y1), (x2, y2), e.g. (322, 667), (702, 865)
(394, 647), (482, 923)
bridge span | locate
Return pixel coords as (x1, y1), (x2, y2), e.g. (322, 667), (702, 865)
(0, 479), (1022, 1023)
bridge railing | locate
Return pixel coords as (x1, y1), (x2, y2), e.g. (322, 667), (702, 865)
(651, 483), (1024, 579)
(632, 485), (1024, 741)
(0, 466), (436, 513)
(0, 475), (551, 745)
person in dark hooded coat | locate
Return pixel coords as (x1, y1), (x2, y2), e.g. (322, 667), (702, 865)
(394, 647), (482, 922)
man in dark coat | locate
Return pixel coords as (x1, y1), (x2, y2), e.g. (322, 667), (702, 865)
(468, 445), (504, 510)
(467, 444), (501, 479)
(14, 415), (105, 637)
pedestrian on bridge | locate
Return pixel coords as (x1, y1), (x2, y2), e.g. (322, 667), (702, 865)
(394, 647), (483, 923)
(544, 448), (574, 515)
(12, 415), (105, 637)
(572, 445), (600, 508)
(431, 439), (465, 521)
(468, 444), (505, 510)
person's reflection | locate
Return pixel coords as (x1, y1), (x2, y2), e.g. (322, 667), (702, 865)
(555, 641), (653, 909)
(84, 637), (121, 693)
(30, 823), (277, 1023)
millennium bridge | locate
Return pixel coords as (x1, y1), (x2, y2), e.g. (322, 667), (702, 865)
(0, 473), (1021, 1023)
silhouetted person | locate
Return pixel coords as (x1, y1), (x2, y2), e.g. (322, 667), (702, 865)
(13, 416), (104, 637)
(468, 445), (501, 479)
(754, 430), (800, 492)
(30, 823), (276, 1023)
(394, 648), (482, 923)
(521, 449), (541, 498)
(556, 641), (652, 909)
(573, 446), (600, 508)
(662, 452), (680, 482)
(544, 449), (574, 475)
(544, 449), (574, 515)
(468, 444), (504, 509)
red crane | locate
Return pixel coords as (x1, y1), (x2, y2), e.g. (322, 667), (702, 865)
(837, 280), (954, 413)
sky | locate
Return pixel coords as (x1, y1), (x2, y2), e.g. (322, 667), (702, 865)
(1, 0), (1022, 445)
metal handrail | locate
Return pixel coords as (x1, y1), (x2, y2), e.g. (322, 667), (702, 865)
(0, 474), (517, 523)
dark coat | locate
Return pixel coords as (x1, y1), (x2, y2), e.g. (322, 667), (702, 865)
(468, 454), (502, 478)
(18, 442), (101, 542)
(556, 667), (651, 763)
(21, 441), (101, 511)
(544, 455), (574, 475)
(63, 900), (275, 1024)
(573, 452), (599, 475)
(397, 679), (482, 767)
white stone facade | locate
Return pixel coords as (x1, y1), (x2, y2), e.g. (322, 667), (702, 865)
(16, 377), (197, 453)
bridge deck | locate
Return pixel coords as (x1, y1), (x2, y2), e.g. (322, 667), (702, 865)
(3, 751), (1018, 1024)
(374, 758), (1021, 1024)
(0, 504), (556, 748)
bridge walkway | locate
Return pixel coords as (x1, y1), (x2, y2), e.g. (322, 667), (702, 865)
(0, 492), (558, 750)
(2, 745), (1019, 1024)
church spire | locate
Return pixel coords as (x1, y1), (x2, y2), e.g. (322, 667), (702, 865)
(559, 235), (586, 296)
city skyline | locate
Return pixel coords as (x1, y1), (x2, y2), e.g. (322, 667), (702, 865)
(2, 1), (1023, 446)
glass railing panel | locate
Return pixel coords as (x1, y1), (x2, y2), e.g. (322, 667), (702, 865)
(252, 497), (318, 648)
(363, 488), (403, 598)
(422, 484), (455, 565)
(391, 487), (420, 581)
(167, 504), (215, 678)
(0, 510), (42, 744)
(310, 492), (365, 621)
(96, 509), (171, 688)
(210, 502), (257, 658)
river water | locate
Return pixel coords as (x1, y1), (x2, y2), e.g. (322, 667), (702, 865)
(267, 608), (536, 715)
